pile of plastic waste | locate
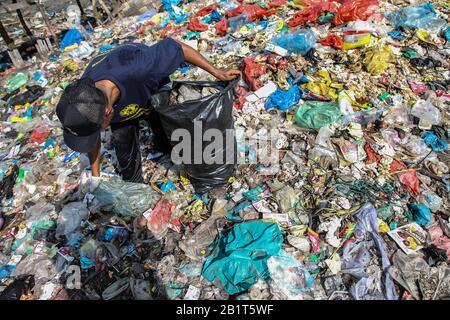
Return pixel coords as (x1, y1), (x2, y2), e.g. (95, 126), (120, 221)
(0, 0), (449, 300)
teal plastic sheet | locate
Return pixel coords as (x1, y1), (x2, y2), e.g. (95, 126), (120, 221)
(295, 101), (341, 129)
(202, 222), (283, 294)
(409, 204), (431, 226)
(421, 131), (448, 151)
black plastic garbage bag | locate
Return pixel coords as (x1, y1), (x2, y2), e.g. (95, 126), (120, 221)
(0, 275), (34, 300)
(9, 85), (45, 106)
(0, 165), (19, 202)
(151, 79), (237, 194)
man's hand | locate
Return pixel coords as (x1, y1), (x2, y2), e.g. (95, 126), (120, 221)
(213, 68), (241, 81)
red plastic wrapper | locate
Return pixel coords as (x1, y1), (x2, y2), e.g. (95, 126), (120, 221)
(317, 34), (343, 50)
(234, 85), (248, 110)
(364, 143), (381, 163)
(408, 81), (429, 95)
(215, 18), (229, 36)
(227, 4), (277, 21)
(30, 127), (49, 144)
(287, 0), (340, 27)
(161, 25), (173, 38)
(333, 0), (379, 25)
(267, 0), (287, 9)
(196, 4), (217, 17)
(243, 57), (267, 91)
(187, 17), (208, 32)
(390, 160), (420, 195)
(266, 54), (289, 70)
(308, 228), (321, 253)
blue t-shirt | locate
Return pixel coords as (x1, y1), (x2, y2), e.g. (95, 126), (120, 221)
(81, 38), (184, 124)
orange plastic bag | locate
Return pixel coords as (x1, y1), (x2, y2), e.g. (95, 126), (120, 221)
(187, 17), (209, 32)
(243, 57), (267, 91)
(333, 0), (378, 25)
(287, 0), (340, 27)
(317, 34), (343, 50)
(216, 18), (229, 36)
(227, 4), (277, 21)
(196, 4), (217, 17)
(267, 0), (287, 9)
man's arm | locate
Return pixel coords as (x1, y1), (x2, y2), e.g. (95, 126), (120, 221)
(88, 138), (101, 177)
(175, 40), (241, 81)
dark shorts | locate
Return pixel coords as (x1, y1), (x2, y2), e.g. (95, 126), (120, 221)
(110, 111), (172, 183)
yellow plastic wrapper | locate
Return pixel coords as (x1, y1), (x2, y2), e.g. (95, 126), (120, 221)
(363, 46), (394, 75)
(378, 218), (390, 233)
(10, 117), (28, 123)
(150, 13), (164, 24)
(288, 224), (308, 237)
(179, 169), (190, 186)
(343, 33), (371, 50)
(275, 20), (284, 32)
(416, 28), (434, 44)
(63, 43), (79, 52)
(303, 69), (339, 100)
(62, 60), (79, 72)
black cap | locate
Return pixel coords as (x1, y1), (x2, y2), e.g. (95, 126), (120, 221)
(56, 78), (107, 153)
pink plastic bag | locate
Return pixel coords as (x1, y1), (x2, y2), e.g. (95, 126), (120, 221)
(428, 225), (450, 260)
(145, 198), (172, 239)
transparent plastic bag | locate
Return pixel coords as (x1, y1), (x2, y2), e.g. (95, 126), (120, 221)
(92, 177), (161, 217)
(179, 199), (227, 260)
(386, 4), (447, 34)
(271, 29), (316, 56)
(309, 126), (337, 161)
(55, 201), (89, 239)
(411, 99), (442, 127)
(268, 251), (314, 299)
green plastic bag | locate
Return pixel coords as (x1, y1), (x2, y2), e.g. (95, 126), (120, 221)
(202, 222), (283, 295)
(295, 101), (342, 129)
(7, 73), (28, 93)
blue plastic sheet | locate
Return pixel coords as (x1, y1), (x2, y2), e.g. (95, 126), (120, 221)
(202, 10), (223, 23)
(202, 222), (283, 294)
(137, 10), (157, 24)
(409, 204), (431, 226)
(162, 0), (189, 23)
(421, 131), (448, 151)
(344, 203), (397, 300)
(162, 0), (181, 10)
(228, 13), (251, 31)
(60, 28), (85, 50)
(386, 4), (447, 33)
(271, 29), (316, 55)
(265, 86), (301, 111)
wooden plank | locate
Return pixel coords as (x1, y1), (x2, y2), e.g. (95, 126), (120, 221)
(2, 1), (31, 12)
